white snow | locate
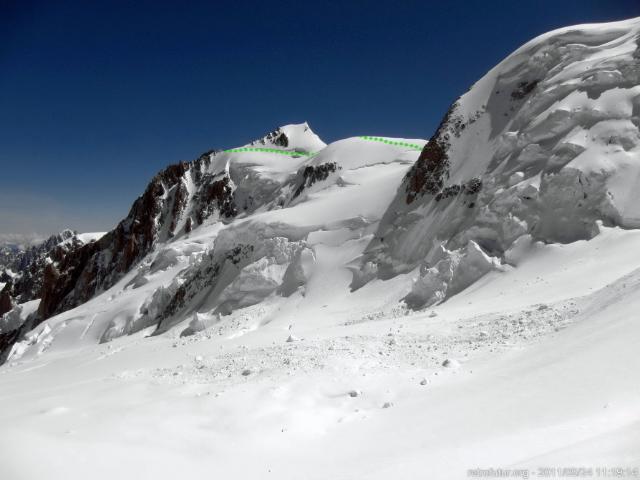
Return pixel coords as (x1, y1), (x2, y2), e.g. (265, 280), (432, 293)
(362, 15), (640, 282)
(1, 226), (640, 478)
(76, 231), (106, 244)
(2, 18), (640, 480)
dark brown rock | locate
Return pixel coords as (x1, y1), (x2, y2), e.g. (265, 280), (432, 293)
(405, 102), (484, 204)
(405, 103), (459, 203)
(0, 285), (14, 317)
(292, 162), (338, 199)
(194, 175), (237, 224)
(257, 128), (289, 147)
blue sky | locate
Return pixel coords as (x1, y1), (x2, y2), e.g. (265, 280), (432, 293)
(2, 0), (639, 235)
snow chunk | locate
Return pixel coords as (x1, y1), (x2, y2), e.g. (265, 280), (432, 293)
(404, 241), (501, 309)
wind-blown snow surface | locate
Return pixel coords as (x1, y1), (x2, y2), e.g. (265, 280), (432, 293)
(2, 18), (640, 479)
(1, 226), (640, 479)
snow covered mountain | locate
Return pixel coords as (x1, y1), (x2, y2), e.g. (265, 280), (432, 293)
(357, 16), (640, 308)
(0, 230), (84, 303)
(0, 124), (329, 356)
(0, 230), (104, 359)
(1, 18), (640, 479)
(0, 233), (47, 271)
(0, 121), (425, 357)
(0, 233), (51, 288)
(0, 230), (103, 311)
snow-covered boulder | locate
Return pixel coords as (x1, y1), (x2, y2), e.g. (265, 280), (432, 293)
(404, 241), (501, 309)
(180, 312), (219, 337)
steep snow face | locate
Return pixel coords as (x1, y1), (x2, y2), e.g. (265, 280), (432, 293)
(359, 18), (640, 296)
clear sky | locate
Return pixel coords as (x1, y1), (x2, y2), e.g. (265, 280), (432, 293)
(2, 0), (639, 236)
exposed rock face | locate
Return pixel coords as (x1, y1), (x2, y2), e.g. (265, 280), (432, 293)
(37, 154), (238, 320)
(0, 230), (81, 316)
(0, 151), (239, 357)
(193, 175), (237, 224)
(37, 242), (100, 319)
(292, 162), (339, 198)
(405, 104), (457, 203)
(0, 289), (14, 317)
(0, 328), (21, 364)
(405, 101), (484, 204)
(249, 123), (325, 153)
(257, 128), (289, 147)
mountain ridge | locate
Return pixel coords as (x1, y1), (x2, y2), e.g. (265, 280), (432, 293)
(2, 17), (640, 361)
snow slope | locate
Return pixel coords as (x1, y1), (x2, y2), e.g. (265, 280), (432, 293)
(1, 17), (640, 480)
(0, 126), (426, 360)
(1, 226), (639, 479)
(359, 16), (640, 307)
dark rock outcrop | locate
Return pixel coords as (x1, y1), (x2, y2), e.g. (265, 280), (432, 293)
(292, 162), (339, 199)
(0, 150), (239, 361)
(404, 100), (486, 205)
(0, 230), (81, 312)
(193, 175), (237, 224)
(36, 154), (237, 321)
(0, 287), (14, 317)
(253, 127), (289, 148)
(510, 80), (539, 100)
(405, 104), (458, 203)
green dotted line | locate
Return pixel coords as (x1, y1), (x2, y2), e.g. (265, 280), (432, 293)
(360, 136), (422, 150)
(225, 137), (422, 157)
(225, 147), (315, 157)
